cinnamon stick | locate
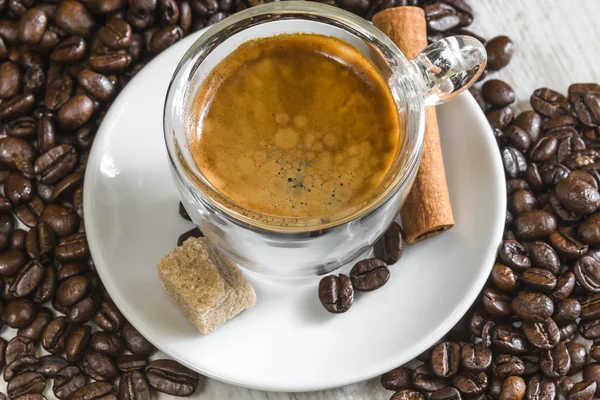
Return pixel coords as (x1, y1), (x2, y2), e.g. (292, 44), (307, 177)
(373, 7), (454, 244)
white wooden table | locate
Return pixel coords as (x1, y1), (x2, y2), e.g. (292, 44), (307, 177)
(198, 0), (600, 398)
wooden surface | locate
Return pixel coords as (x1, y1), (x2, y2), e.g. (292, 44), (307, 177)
(1, 1), (598, 399)
(198, 1), (600, 399)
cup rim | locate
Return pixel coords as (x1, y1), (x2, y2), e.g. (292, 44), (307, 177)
(163, 1), (426, 232)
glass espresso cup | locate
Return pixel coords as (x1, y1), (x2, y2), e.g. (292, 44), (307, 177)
(164, 1), (486, 278)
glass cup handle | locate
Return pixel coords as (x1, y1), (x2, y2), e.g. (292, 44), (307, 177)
(410, 35), (487, 106)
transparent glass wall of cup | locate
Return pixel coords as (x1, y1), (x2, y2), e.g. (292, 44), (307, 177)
(164, 2), (486, 278)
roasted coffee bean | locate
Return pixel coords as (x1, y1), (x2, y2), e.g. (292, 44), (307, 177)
(71, 382), (116, 400)
(582, 363), (600, 397)
(350, 258), (389, 291)
(482, 288), (511, 317)
(0, 137), (36, 172)
(77, 69), (115, 102)
(54, 0), (95, 37)
(50, 36), (86, 63)
(581, 293), (600, 320)
(567, 380), (596, 400)
(4, 299), (36, 328)
(498, 240), (531, 271)
(98, 19), (131, 50)
(499, 376), (526, 400)
(452, 371), (487, 396)
(492, 354), (524, 377)
(318, 274), (353, 313)
(5, 337), (34, 366)
(25, 222), (55, 260)
(559, 322), (578, 342)
(540, 163), (571, 187)
(530, 136), (559, 162)
(94, 300), (124, 331)
(0, 338), (6, 371)
(145, 359), (200, 396)
(36, 115), (56, 154)
(489, 107), (515, 131)
(88, 51), (132, 74)
(490, 263), (517, 292)
(381, 367), (413, 391)
(486, 36), (514, 70)
(390, 390), (426, 400)
(431, 341), (460, 378)
(549, 227), (588, 258)
(482, 79), (515, 107)
(0, 248), (28, 276)
(510, 189), (537, 215)
(34, 145), (77, 185)
(540, 341), (570, 377)
(0, 93), (36, 121)
(89, 331), (124, 358)
(9, 229), (25, 250)
(122, 322), (155, 357)
(0, 61), (22, 100)
(520, 268), (556, 292)
(17, 307), (51, 342)
(531, 88), (569, 117)
(555, 376), (575, 400)
(55, 233), (89, 262)
(526, 375), (556, 400)
(41, 316), (70, 354)
(554, 298), (581, 325)
(469, 308), (489, 338)
(56, 261), (87, 281)
(514, 210), (557, 240)
(554, 177), (600, 215)
(4, 355), (39, 382)
(6, 117), (36, 140)
(461, 343), (491, 372)
(118, 370), (151, 400)
(67, 291), (100, 324)
(9, 260), (44, 298)
(481, 320), (495, 347)
(578, 213), (600, 245)
(35, 354), (68, 378)
(506, 125), (532, 152)
(0, 213), (15, 237)
(54, 366), (87, 400)
(563, 343), (586, 376)
(429, 387), (460, 400)
(423, 2), (460, 32)
(82, 350), (119, 381)
(7, 371), (46, 399)
(514, 110), (543, 143)
(32, 264), (56, 304)
(65, 325), (90, 363)
(41, 204), (79, 237)
(522, 319), (559, 350)
(512, 292), (554, 322)
(574, 256), (600, 292)
(55, 274), (91, 307)
(374, 221), (404, 264)
(44, 73), (73, 111)
(117, 355), (148, 373)
(552, 272), (576, 302)
(521, 355), (540, 376)
(57, 95), (94, 130)
(580, 318), (600, 340)
(492, 324), (529, 355)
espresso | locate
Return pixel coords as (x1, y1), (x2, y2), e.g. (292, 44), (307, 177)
(188, 33), (401, 221)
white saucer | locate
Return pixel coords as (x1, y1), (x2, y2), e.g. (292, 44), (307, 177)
(83, 31), (506, 392)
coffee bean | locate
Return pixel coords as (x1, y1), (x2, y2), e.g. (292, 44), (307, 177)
(55, 274), (91, 307)
(122, 322), (155, 356)
(55, 233), (89, 262)
(482, 79), (515, 107)
(0, 137), (36, 172)
(6, 117), (37, 140)
(514, 210), (557, 240)
(486, 36), (514, 70)
(88, 51), (132, 73)
(50, 36), (86, 63)
(98, 19), (131, 50)
(381, 367), (413, 391)
(499, 376), (526, 400)
(515, 110), (543, 143)
(511, 291), (554, 322)
(25, 222), (55, 259)
(552, 272), (576, 302)
(4, 299), (36, 328)
(563, 343), (586, 376)
(4, 355), (39, 382)
(67, 291), (100, 324)
(554, 177), (600, 215)
(53, 366), (87, 400)
(54, 0), (95, 37)
(5, 337), (34, 366)
(34, 144), (77, 185)
(117, 354), (148, 373)
(560, 322), (579, 342)
(540, 341), (570, 377)
(93, 300), (124, 331)
(374, 221), (404, 264)
(452, 370), (487, 396)
(72, 382), (116, 400)
(498, 240), (531, 270)
(57, 95), (94, 130)
(349, 258), (389, 291)
(492, 354), (524, 377)
(89, 331), (124, 358)
(32, 264), (56, 304)
(145, 359), (200, 396)
(10, 229), (25, 250)
(510, 189), (537, 215)
(554, 298), (581, 325)
(531, 88), (569, 117)
(17, 307), (51, 342)
(574, 256), (600, 292)
(556, 376), (575, 400)
(489, 107), (515, 130)
(7, 371), (46, 399)
(390, 390), (426, 400)
(429, 387), (460, 400)
(520, 268), (557, 292)
(491, 263), (517, 292)
(118, 370), (151, 400)
(41, 316), (70, 354)
(318, 274), (353, 313)
(19, 7), (47, 45)
(35, 354), (68, 377)
(0, 62), (22, 100)
(0, 248), (27, 276)
(44, 73), (73, 111)
(567, 380), (596, 400)
(460, 343), (491, 372)
(549, 227), (588, 258)
(431, 341), (460, 378)
(482, 288), (511, 317)
(522, 318), (560, 350)
(64, 325), (91, 363)
(9, 260), (44, 298)
(526, 375), (556, 400)
(578, 213), (600, 245)
(492, 324), (529, 355)
(82, 350), (119, 381)
(505, 125), (532, 152)
(481, 320), (495, 347)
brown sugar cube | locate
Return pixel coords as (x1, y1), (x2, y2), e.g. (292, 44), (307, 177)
(157, 237), (256, 334)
